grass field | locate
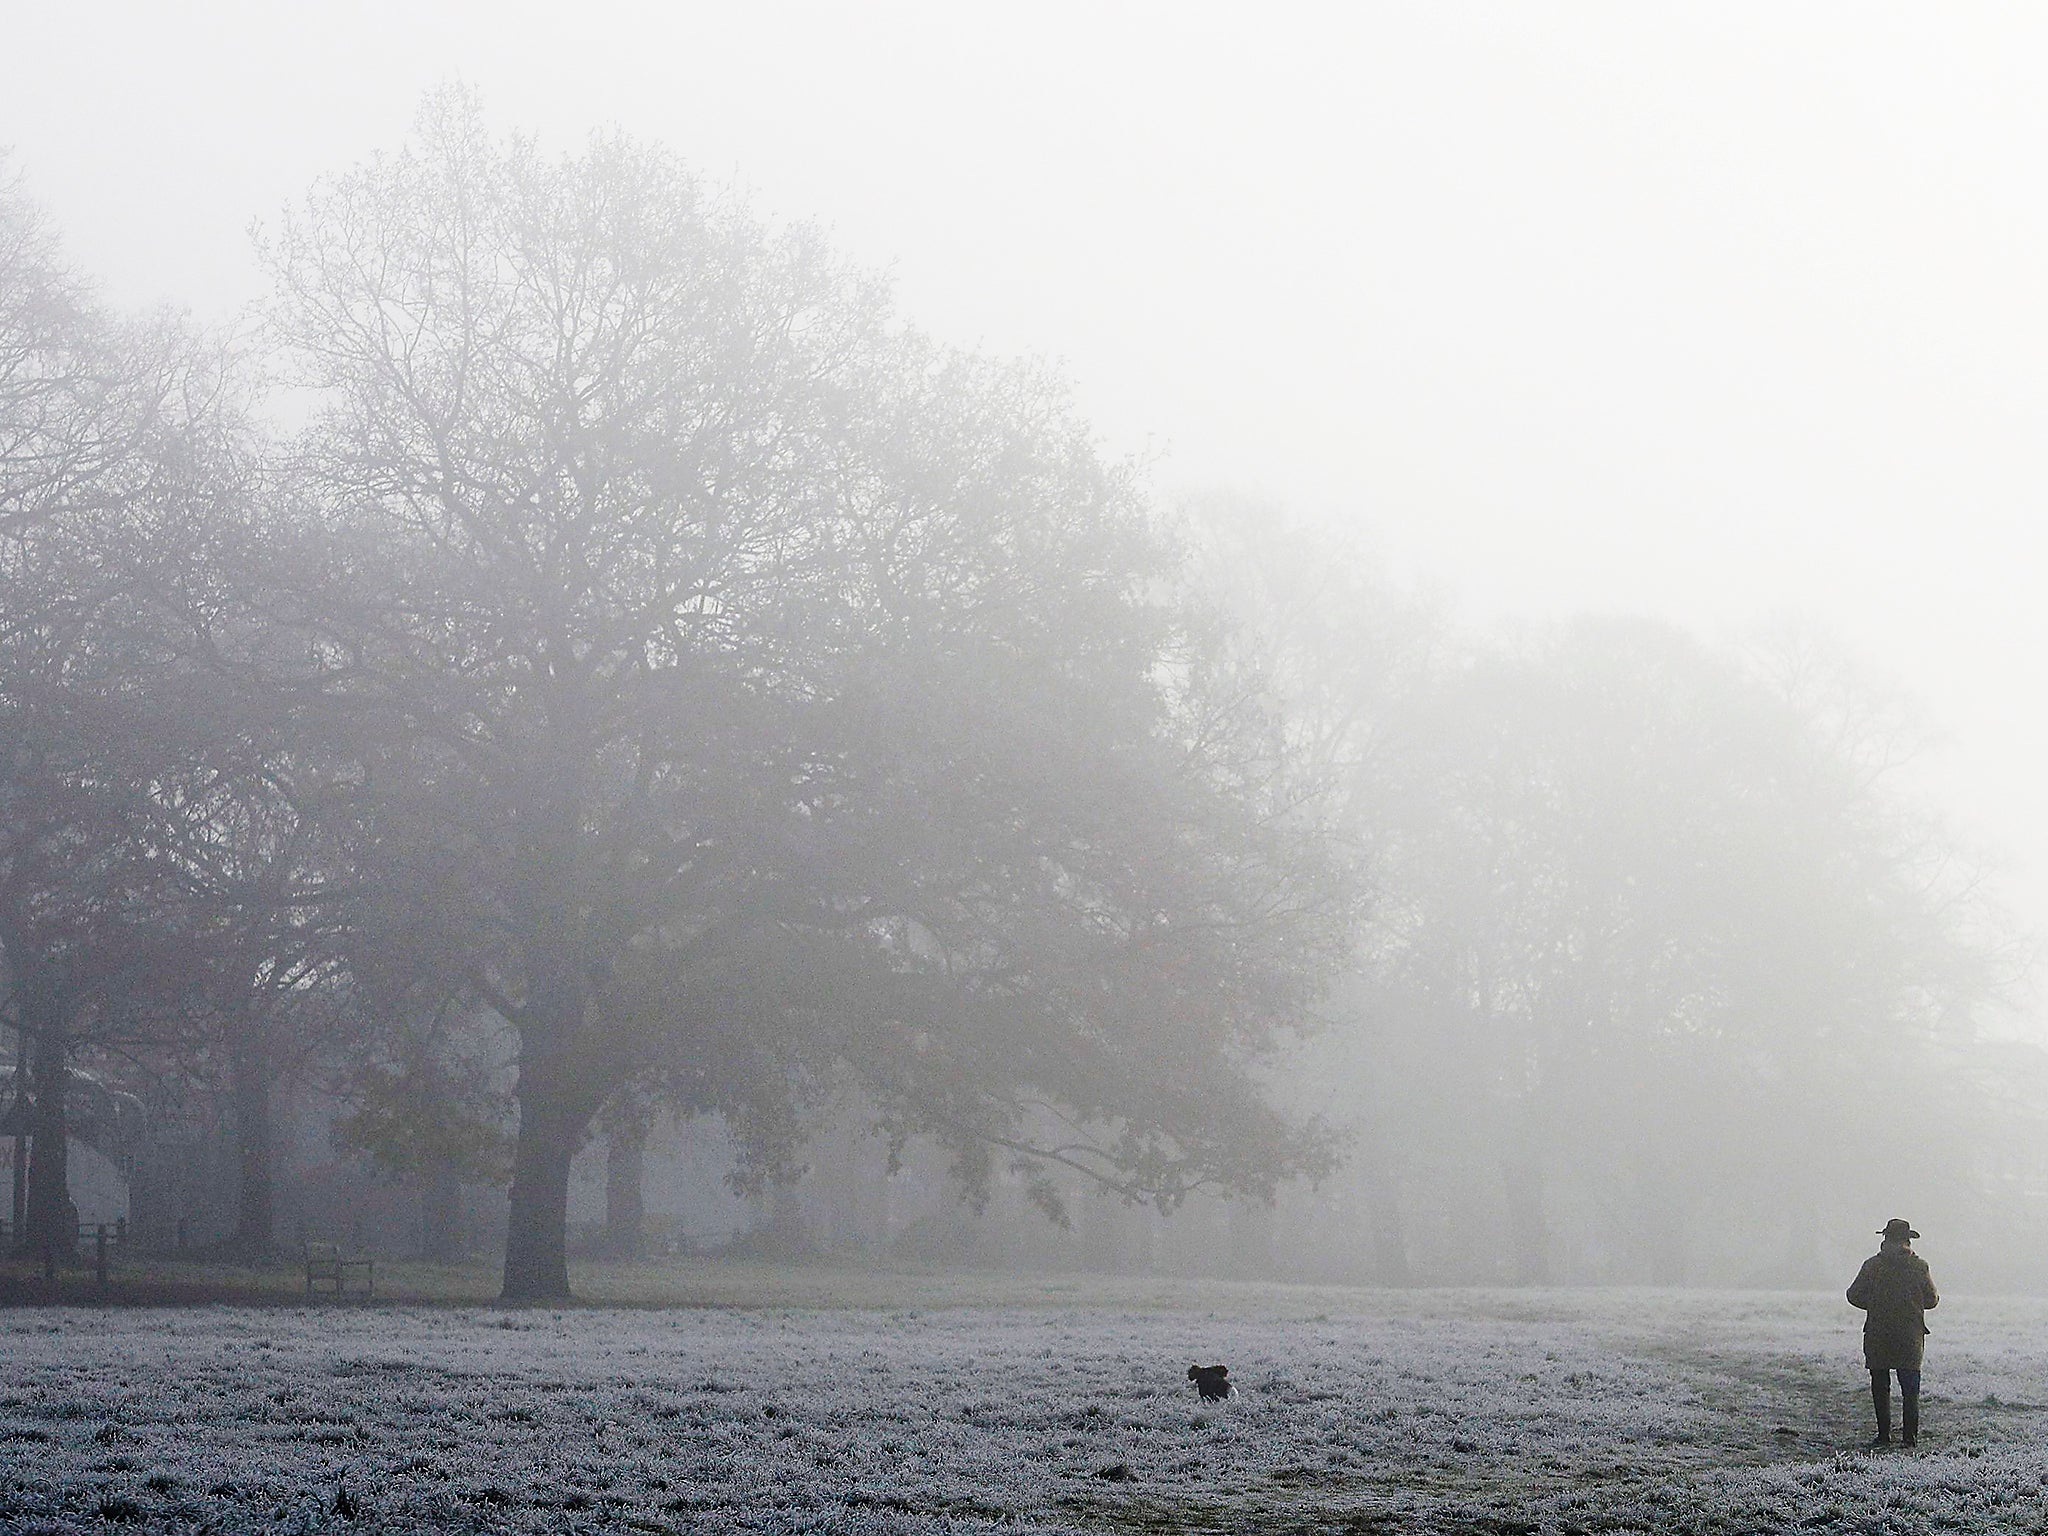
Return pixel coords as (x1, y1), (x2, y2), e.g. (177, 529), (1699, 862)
(4, 1265), (2048, 1533)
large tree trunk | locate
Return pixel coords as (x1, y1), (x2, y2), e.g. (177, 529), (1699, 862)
(501, 991), (596, 1301)
(603, 1118), (647, 1259)
(502, 1093), (579, 1300)
(228, 1017), (275, 1256)
(499, 898), (603, 1300)
(22, 987), (72, 1261)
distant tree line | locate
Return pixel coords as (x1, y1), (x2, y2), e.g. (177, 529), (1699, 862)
(0, 97), (2021, 1298)
(1197, 504), (2018, 1285)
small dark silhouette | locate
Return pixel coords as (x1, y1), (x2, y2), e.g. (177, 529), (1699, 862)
(1847, 1218), (1940, 1448)
(1187, 1364), (1232, 1401)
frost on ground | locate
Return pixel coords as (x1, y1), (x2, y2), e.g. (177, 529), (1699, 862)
(5, 1288), (2048, 1533)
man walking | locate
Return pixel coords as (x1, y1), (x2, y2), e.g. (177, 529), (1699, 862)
(1847, 1219), (1940, 1447)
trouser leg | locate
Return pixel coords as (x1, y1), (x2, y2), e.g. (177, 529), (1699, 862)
(1898, 1368), (1921, 1443)
(1869, 1369), (1891, 1441)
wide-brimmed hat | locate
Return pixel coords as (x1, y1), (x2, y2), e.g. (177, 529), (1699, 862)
(1878, 1218), (1920, 1240)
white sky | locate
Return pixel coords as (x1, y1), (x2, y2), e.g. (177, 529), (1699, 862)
(6, 1), (2048, 936)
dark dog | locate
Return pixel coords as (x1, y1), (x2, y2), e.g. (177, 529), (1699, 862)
(1187, 1364), (1232, 1401)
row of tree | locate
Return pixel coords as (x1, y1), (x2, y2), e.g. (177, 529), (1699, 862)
(1, 97), (2016, 1298)
(0, 99), (1353, 1300)
(1207, 508), (2015, 1284)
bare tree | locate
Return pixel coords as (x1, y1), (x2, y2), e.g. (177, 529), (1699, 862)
(262, 96), (1353, 1300)
(0, 174), (249, 1258)
(1363, 617), (2003, 1281)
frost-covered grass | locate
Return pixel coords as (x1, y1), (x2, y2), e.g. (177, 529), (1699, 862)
(3, 1251), (1492, 1310)
(5, 1285), (2048, 1532)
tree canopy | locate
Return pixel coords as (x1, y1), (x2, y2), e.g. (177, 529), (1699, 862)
(254, 98), (1353, 1298)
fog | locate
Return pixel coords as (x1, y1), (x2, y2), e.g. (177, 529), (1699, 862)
(3, 1), (2046, 1315)
(13, 5), (2048, 902)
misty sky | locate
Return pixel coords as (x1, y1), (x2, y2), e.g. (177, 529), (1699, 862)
(6, 2), (2047, 942)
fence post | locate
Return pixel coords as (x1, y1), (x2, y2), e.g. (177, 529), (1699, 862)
(95, 1225), (109, 1292)
(41, 1243), (55, 1285)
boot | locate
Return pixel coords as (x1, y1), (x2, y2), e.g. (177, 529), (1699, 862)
(1870, 1376), (1892, 1446)
(1901, 1389), (1919, 1447)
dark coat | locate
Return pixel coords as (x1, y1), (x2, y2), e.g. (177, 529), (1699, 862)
(1847, 1241), (1939, 1371)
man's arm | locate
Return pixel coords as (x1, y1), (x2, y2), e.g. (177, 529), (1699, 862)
(1921, 1265), (1939, 1310)
(1847, 1259), (1874, 1309)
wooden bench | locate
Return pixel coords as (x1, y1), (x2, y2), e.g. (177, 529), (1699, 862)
(303, 1241), (374, 1302)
